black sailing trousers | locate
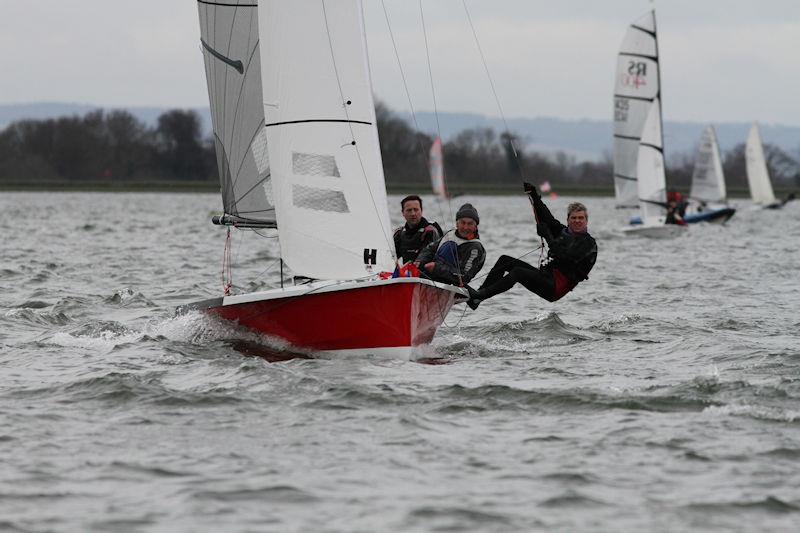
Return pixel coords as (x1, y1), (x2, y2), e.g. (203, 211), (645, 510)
(477, 254), (556, 302)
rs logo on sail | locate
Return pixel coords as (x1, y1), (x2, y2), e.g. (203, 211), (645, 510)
(621, 60), (648, 89)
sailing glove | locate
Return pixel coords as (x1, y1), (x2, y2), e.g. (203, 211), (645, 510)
(523, 182), (540, 199)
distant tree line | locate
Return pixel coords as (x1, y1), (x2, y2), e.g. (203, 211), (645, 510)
(1, 103), (797, 191)
(0, 109), (214, 183)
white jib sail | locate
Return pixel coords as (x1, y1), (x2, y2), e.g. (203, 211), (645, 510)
(429, 137), (447, 199)
(745, 123), (777, 205)
(613, 10), (659, 208)
(258, 0), (395, 280)
(636, 97), (667, 224)
(198, 0), (275, 226)
(690, 125), (726, 204)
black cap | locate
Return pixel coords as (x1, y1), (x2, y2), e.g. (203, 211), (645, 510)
(455, 203), (479, 224)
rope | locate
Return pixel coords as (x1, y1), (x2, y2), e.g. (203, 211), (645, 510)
(461, 0), (526, 182)
(222, 228), (233, 295)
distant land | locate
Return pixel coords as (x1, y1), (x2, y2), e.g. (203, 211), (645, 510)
(2, 102), (799, 162)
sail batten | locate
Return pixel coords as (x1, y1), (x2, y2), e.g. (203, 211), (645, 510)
(198, 0), (276, 226)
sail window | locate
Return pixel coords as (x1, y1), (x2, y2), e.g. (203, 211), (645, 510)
(251, 127), (270, 175)
(292, 152), (341, 178)
(292, 185), (350, 213)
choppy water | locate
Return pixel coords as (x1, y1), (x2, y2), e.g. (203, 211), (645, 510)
(2, 191), (799, 532)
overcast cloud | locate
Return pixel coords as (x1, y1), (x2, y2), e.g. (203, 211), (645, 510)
(1, 0), (799, 125)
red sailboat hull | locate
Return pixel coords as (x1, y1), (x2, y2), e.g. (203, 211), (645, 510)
(196, 278), (463, 359)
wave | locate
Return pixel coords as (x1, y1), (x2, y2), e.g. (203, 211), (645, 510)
(190, 485), (318, 503)
(702, 403), (800, 423)
(685, 495), (799, 513)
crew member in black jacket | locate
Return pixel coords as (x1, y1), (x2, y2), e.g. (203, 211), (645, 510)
(466, 183), (597, 309)
(394, 195), (443, 263)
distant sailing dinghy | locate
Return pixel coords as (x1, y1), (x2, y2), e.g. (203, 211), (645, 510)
(429, 137), (448, 200)
(614, 11), (686, 237)
(621, 98), (687, 237)
(745, 123), (782, 210)
(683, 126), (735, 224)
(188, 0), (464, 359)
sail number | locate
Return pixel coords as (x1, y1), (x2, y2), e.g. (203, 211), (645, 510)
(614, 98), (629, 122)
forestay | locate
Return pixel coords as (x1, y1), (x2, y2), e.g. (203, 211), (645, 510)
(429, 137), (447, 199)
(198, 0), (275, 227)
(259, 0), (394, 280)
(745, 123), (777, 205)
(636, 98), (667, 224)
(690, 126), (726, 204)
(613, 11), (659, 208)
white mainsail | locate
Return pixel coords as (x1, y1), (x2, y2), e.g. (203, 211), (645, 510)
(690, 126), (726, 204)
(636, 97), (667, 224)
(198, 0), (275, 227)
(258, 0), (394, 280)
(745, 123), (777, 205)
(613, 11), (660, 208)
(429, 137), (447, 199)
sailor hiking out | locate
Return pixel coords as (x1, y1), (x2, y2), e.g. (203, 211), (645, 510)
(414, 203), (485, 286)
(467, 183), (596, 309)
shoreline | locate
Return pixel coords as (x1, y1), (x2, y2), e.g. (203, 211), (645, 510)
(0, 181), (792, 198)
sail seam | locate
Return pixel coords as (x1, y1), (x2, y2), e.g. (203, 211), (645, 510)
(264, 119), (372, 127)
(614, 134), (641, 141)
(614, 174), (637, 182)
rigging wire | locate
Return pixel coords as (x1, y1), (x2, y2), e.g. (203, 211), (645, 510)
(461, 0), (545, 260)
(380, 0), (450, 227)
(418, 0), (453, 224)
(461, 0), (525, 181)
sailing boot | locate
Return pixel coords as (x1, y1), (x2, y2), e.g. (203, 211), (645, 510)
(465, 285), (483, 310)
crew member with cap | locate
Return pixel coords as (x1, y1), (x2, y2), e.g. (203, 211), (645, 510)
(466, 183), (596, 309)
(414, 203), (485, 286)
(393, 195), (443, 263)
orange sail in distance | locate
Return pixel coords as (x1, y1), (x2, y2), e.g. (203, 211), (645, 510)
(429, 137), (448, 199)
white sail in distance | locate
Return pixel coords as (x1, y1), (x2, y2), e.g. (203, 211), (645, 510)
(613, 11), (659, 208)
(636, 97), (667, 224)
(690, 126), (726, 204)
(745, 123), (777, 205)
(198, 0), (275, 227)
(429, 137), (447, 199)
(258, 0), (394, 280)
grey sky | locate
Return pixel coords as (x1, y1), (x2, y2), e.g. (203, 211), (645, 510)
(2, 0), (799, 125)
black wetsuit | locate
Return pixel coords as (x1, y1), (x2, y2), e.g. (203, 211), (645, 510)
(393, 217), (443, 263)
(475, 195), (596, 303)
